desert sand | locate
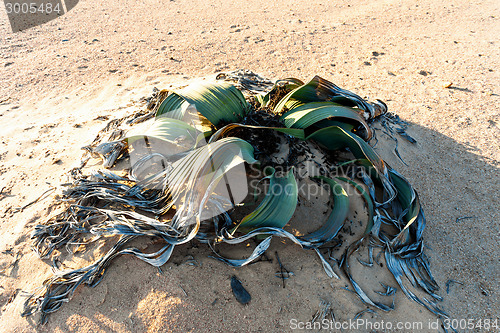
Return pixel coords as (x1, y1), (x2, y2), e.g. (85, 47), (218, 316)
(0, 0), (499, 332)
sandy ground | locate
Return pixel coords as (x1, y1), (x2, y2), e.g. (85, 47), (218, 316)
(0, 0), (499, 332)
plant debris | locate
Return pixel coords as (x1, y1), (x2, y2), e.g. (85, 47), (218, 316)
(354, 308), (377, 320)
(231, 276), (251, 305)
(445, 280), (464, 294)
(0, 252), (22, 275)
(455, 216), (475, 223)
(275, 251), (293, 288)
(312, 300), (335, 323)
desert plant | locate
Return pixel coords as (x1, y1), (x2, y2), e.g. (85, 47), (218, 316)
(22, 72), (445, 323)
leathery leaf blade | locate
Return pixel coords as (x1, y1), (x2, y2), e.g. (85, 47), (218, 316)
(335, 176), (374, 235)
(387, 169), (425, 251)
(126, 117), (198, 145)
(281, 101), (372, 140)
(299, 176), (349, 247)
(156, 81), (250, 127)
(233, 167), (298, 232)
(163, 137), (258, 234)
(307, 126), (385, 172)
(274, 76), (387, 120)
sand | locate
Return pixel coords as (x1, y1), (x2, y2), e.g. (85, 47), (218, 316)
(0, 0), (499, 332)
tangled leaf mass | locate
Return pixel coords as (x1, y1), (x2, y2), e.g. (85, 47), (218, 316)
(23, 70), (446, 323)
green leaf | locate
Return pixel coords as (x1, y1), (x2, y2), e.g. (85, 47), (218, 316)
(306, 126), (385, 172)
(155, 94), (188, 120)
(387, 169), (425, 248)
(307, 126), (397, 204)
(274, 76), (386, 120)
(91, 117), (200, 168)
(335, 177), (374, 235)
(233, 167), (298, 233)
(127, 117), (198, 146)
(312, 119), (356, 134)
(281, 102), (372, 140)
(156, 81), (250, 128)
(166, 137), (257, 203)
(299, 176), (349, 246)
(254, 94), (268, 107)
